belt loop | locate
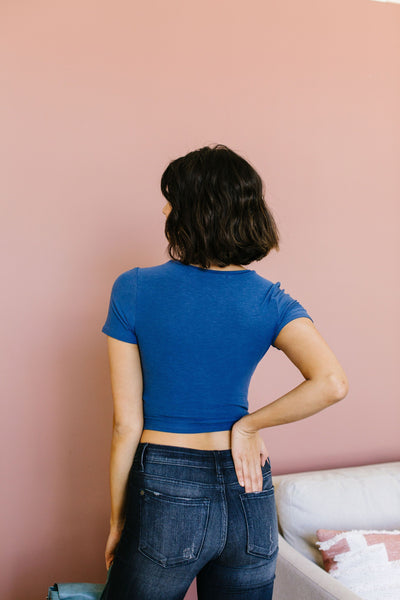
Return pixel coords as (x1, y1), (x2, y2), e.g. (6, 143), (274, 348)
(213, 450), (223, 480)
(140, 442), (149, 470)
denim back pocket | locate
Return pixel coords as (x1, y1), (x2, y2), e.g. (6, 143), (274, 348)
(138, 487), (211, 568)
(239, 486), (279, 559)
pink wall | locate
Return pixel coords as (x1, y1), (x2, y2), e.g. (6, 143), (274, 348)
(1, 1), (399, 598)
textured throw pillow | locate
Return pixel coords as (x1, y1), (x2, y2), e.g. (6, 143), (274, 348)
(316, 528), (400, 600)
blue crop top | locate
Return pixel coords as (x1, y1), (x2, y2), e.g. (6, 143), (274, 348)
(101, 259), (314, 433)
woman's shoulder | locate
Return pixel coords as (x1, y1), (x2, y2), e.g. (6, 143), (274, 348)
(112, 261), (167, 282)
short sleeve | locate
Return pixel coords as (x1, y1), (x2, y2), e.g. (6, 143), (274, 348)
(101, 268), (138, 344)
(271, 281), (313, 348)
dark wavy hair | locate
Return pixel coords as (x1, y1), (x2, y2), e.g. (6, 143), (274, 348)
(161, 144), (280, 268)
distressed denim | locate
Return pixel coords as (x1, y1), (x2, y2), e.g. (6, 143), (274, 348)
(100, 442), (278, 600)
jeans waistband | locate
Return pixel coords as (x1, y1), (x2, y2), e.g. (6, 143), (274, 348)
(134, 441), (236, 470)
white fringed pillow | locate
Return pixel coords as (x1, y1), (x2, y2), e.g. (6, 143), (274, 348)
(316, 528), (400, 600)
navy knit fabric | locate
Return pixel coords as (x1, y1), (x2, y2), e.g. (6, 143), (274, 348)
(101, 259), (313, 433)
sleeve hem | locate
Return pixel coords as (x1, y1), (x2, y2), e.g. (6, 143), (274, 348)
(272, 314), (314, 347)
(101, 326), (138, 344)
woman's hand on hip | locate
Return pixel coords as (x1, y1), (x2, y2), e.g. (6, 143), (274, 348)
(231, 417), (269, 493)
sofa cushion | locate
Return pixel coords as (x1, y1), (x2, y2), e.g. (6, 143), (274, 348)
(315, 528), (400, 599)
(273, 462), (400, 566)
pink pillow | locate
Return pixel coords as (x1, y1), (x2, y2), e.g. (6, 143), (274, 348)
(315, 528), (400, 599)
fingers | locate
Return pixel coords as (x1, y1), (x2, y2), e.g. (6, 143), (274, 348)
(236, 456), (263, 493)
(260, 451), (267, 467)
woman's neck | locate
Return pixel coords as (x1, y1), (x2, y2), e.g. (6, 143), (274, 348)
(190, 263), (246, 271)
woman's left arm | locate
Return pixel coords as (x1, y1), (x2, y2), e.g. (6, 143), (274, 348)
(104, 336), (144, 531)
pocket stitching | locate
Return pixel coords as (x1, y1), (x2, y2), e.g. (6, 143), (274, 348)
(142, 487), (210, 504)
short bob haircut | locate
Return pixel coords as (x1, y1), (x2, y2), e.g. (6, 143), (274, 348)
(161, 144), (280, 269)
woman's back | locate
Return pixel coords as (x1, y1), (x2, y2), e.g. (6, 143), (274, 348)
(101, 258), (313, 439)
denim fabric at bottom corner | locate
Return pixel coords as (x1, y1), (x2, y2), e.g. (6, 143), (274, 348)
(100, 442), (279, 600)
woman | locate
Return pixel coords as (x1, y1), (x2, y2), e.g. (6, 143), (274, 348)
(99, 144), (348, 600)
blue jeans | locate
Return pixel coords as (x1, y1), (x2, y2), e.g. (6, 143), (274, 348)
(100, 442), (279, 600)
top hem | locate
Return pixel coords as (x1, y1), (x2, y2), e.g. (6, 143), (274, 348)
(143, 416), (247, 433)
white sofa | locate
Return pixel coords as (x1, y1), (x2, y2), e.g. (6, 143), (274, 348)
(271, 461), (400, 600)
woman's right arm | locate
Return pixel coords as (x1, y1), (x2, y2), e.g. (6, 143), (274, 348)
(231, 317), (349, 492)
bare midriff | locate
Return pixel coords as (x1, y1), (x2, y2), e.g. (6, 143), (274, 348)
(139, 429), (232, 450)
